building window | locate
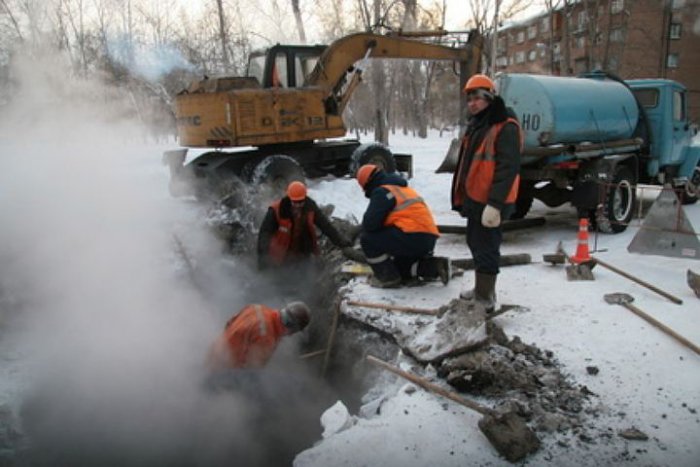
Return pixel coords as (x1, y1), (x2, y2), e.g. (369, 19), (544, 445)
(611, 0), (624, 14)
(576, 36), (586, 49)
(671, 0), (684, 9)
(578, 11), (588, 31)
(667, 53), (679, 68)
(609, 28), (624, 42)
(541, 17), (549, 33)
(528, 24), (537, 40)
(497, 37), (506, 53)
(528, 50), (537, 61)
(517, 31), (525, 43)
(608, 57), (619, 72)
(670, 23), (682, 39)
(515, 51), (525, 63)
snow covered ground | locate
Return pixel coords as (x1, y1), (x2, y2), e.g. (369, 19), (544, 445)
(1, 82), (699, 466)
(294, 133), (700, 466)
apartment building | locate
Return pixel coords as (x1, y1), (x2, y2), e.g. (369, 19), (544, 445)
(493, 0), (700, 122)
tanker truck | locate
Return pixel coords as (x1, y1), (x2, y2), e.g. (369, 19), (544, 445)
(494, 71), (700, 233)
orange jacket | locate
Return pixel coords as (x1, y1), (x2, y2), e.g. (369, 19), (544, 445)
(268, 200), (318, 264)
(381, 184), (440, 236)
(464, 117), (522, 205)
(207, 304), (287, 369)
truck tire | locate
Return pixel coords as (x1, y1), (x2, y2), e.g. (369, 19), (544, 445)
(349, 143), (396, 176)
(596, 165), (635, 233)
(249, 155), (305, 193)
(679, 169), (699, 205)
(510, 180), (535, 220)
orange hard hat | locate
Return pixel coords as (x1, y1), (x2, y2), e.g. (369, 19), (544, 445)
(463, 74), (496, 94)
(287, 181), (307, 201)
(356, 164), (379, 189)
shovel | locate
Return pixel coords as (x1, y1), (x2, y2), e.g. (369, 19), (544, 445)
(603, 293), (700, 356)
(366, 355), (540, 462)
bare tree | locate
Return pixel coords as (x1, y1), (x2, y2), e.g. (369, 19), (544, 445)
(290, 0), (306, 43)
(215, 0), (230, 71)
(0, 0), (24, 41)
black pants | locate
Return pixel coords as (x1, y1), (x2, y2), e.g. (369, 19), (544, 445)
(360, 227), (437, 278)
(464, 202), (506, 275)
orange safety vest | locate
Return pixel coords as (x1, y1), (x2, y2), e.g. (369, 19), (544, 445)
(464, 117), (522, 205)
(268, 200), (318, 265)
(207, 304), (287, 369)
(381, 185), (440, 236)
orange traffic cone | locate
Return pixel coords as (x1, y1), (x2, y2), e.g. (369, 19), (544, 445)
(571, 218), (592, 264)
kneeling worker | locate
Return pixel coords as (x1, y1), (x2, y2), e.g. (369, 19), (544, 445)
(257, 181), (351, 269)
(207, 301), (311, 369)
(356, 164), (450, 288)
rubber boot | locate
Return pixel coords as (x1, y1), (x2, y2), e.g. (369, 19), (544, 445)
(460, 272), (497, 313)
(367, 257), (402, 289)
(416, 256), (451, 285)
(474, 272), (497, 313)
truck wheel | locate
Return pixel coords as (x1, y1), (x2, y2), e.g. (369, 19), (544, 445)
(510, 180), (535, 220)
(250, 155), (305, 194)
(679, 170), (699, 205)
(596, 165), (635, 234)
(349, 143), (396, 176)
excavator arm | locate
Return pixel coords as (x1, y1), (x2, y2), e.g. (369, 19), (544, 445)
(306, 31), (482, 115)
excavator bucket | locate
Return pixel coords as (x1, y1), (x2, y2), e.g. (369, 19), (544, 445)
(436, 126), (466, 173)
(436, 137), (460, 173)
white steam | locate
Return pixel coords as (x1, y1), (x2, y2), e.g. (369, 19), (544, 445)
(0, 48), (265, 465)
(108, 35), (196, 81)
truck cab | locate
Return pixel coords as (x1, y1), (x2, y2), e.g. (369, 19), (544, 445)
(627, 79), (700, 185)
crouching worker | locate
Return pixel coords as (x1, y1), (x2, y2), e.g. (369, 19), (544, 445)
(257, 181), (352, 270)
(356, 164), (450, 288)
(207, 301), (311, 370)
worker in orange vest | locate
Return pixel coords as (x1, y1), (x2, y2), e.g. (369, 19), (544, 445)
(257, 181), (352, 270)
(207, 301), (311, 369)
(450, 74), (522, 312)
(356, 164), (450, 288)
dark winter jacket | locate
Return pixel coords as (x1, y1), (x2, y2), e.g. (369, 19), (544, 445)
(257, 196), (348, 268)
(450, 95), (521, 213)
(362, 171), (433, 234)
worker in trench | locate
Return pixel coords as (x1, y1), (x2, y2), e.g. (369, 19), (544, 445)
(355, 164), (450, 288)
(257, 180), (354, 271)
(450, 74), (522, 313)
(206, 301), (311, 371)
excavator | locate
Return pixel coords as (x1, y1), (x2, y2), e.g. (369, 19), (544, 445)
(163, 30), (482, 199)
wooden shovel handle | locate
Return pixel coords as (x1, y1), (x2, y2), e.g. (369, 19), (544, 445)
(621, 302), (700, 356)
(366, 355), (491, 416)
(346, 300), (439, 316)
(593, 257), (683, 305)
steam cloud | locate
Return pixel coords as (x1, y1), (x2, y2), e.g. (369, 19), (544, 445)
(0, 48), (314, 466)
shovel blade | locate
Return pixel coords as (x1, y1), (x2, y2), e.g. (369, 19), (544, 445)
(603, 292), (634, 305)
(478, 411), (540, 462)
(565, 264), (595, 281)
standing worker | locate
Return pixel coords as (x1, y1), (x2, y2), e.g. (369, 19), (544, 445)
(450, 74), (522, 312)
(207, 301), (311, 369)
(257, 181), (351, 269)
(356, 164), (450, 288)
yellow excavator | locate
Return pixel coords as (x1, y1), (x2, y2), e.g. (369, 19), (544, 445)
(163, 30), (481, 199)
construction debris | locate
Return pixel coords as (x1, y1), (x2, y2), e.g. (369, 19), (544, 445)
(367, 355), (541, 462)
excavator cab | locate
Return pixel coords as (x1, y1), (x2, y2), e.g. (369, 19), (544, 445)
(247, 44), (327, 89)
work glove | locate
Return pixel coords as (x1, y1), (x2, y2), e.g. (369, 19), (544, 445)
(481, 204), (501, 228)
